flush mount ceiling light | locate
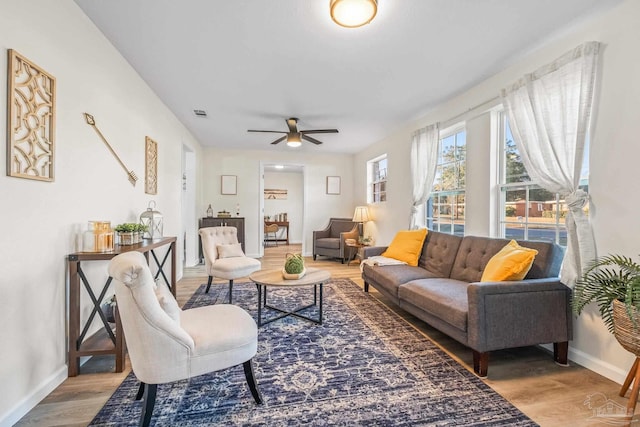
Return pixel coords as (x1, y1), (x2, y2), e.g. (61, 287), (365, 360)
(330, 0), (377, 28)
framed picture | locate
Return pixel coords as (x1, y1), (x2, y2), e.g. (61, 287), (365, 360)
(144, 136), (158, 195)
(221, 175), (237, 195)
(326, 176), (341, 195)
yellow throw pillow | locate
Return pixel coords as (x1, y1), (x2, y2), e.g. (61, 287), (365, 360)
(381, 229), (428, 267)
(481, 240), (538, 282)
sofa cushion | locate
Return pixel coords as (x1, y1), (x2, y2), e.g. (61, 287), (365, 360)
(399, 278), (470, 332)
(315, 237), (340, 249)
(363, 264), (438, 298)
(418, 231), (463, 277)
(481, 240), (538, 282)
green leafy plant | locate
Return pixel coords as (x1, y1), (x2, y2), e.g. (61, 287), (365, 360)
(572, 254), (640, 333)
(115, 223), (148, 233)
(284, 253), (305, 274)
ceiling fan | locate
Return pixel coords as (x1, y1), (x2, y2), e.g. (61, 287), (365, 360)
(247, 117), (338, 147)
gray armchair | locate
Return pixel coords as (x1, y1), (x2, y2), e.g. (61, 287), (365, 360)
(312, 218), (359, 263)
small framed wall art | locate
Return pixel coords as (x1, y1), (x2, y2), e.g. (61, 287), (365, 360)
(145, 136), (158, 194)
(326, 176), (341, 195)
(221, 175), (237, 195)
(7, 49), (56, 181)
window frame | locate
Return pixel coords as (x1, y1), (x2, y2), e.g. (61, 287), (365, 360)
(425, 124), (466, 236)
(367, 154), (387, 204)
(496, 109), (588, 246)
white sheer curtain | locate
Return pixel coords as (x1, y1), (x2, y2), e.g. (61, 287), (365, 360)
(409, 124), (439, 229)
(501, 41), (600, 287)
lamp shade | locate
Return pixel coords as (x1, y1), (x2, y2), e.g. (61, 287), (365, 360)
(352, 206), (371, 223)
(330, 0), (377, 28)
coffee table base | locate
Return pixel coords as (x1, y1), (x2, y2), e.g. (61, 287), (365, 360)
(256, 283), (323, 327)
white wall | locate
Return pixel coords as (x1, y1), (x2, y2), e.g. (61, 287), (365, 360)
(0, 1), (203, 424)
(354, 0), (640, 384)
(202, 148), (355, 257)
(264, 171), (304, 243)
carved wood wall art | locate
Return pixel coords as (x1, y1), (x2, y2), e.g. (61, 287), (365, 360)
(145, 136), (157, 194)
(7, 49), (56, 181)
(83, 113), (138, 186)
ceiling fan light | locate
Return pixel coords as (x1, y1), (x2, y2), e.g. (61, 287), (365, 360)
(330, 0), (377, 28)
(286, 132), (302, 148)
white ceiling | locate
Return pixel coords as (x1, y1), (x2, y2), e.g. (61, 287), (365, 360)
(74, 0), (621, 154)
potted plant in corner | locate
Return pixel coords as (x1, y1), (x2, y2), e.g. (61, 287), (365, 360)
(572, 254), (640, 418)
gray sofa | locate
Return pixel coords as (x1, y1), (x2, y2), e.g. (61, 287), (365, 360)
(361, 230), (571, 376)
(312, 218), (359, 263)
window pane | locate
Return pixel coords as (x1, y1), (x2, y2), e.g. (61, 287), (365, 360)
(504, 120), (530, 183)
(527, 225), (563, 245)
(503, 222), (525, 240)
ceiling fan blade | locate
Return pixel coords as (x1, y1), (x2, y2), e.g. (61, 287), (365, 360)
(248, 130), (287, 133)
(300, 129), (339, 134)
(302, 134), (323, 145)
(271, 136), (287, 145)
(286, 118), (299, 133)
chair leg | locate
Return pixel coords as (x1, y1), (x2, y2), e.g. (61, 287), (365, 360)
(139, 383), (157, 427)
(135, 381), (145, 400)
(364, 281), (369, 292)
(243, 359), (263, 404)
(228, 279), (233, 304)
(313, 254), (317, 261)
(205, 276), (213, 293)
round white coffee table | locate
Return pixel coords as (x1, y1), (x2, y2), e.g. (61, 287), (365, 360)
(249, 267), (331, 326)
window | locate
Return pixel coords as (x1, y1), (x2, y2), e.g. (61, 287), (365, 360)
(498, 111), (589, 246)
(367, 155), (387, 203)
(426, 127), (466, 236)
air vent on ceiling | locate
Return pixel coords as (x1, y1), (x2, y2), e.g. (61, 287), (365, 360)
(193, 109), (207, 117)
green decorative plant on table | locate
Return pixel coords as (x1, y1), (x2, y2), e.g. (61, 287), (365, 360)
(115, 223), (149, 245)
(572, 254), (640, 418)
(283, 253), (306, 279)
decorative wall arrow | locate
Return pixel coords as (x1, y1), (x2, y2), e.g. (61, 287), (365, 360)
(84, 113), (138, 186)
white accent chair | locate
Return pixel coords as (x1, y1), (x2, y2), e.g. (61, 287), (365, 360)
(108, 251), (262, 427)
(199, 226), (262, 303)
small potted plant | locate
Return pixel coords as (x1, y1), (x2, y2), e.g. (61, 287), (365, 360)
(115, 223), (137, 245)
(283, 253), (306, 279)
(133, 223), (148, 243)
(572, 254), (640, 353)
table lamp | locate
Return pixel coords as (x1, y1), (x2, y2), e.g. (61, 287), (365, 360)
(352, 206), (371, 239)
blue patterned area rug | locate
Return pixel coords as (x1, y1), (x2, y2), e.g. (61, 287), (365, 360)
(90, 278), (536, 426)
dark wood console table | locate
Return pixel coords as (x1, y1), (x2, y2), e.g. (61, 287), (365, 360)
(264, 221), (289, 245)
(67, 237), (176, 376)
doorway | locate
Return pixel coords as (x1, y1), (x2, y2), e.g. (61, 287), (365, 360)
(259, 162), (305, 257)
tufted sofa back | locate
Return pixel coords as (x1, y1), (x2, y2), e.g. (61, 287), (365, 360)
(418, 231), (463, 277)
(449, 235), (563, 282)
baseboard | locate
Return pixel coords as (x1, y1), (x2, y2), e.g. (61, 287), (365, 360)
(0, 365), (67, 426)
(539, 343), (627, 385)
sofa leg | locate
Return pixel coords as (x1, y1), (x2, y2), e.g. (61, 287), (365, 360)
(364, 281), (369, 293)
(554, 341), (569, 366)
(473, 351), (489, 377)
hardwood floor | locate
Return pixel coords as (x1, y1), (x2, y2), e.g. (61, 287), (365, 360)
(16, 244), (632, 426)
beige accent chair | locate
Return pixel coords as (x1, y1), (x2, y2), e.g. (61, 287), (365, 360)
(199, 226), (261, 303)
(108, 251), (262, 427)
